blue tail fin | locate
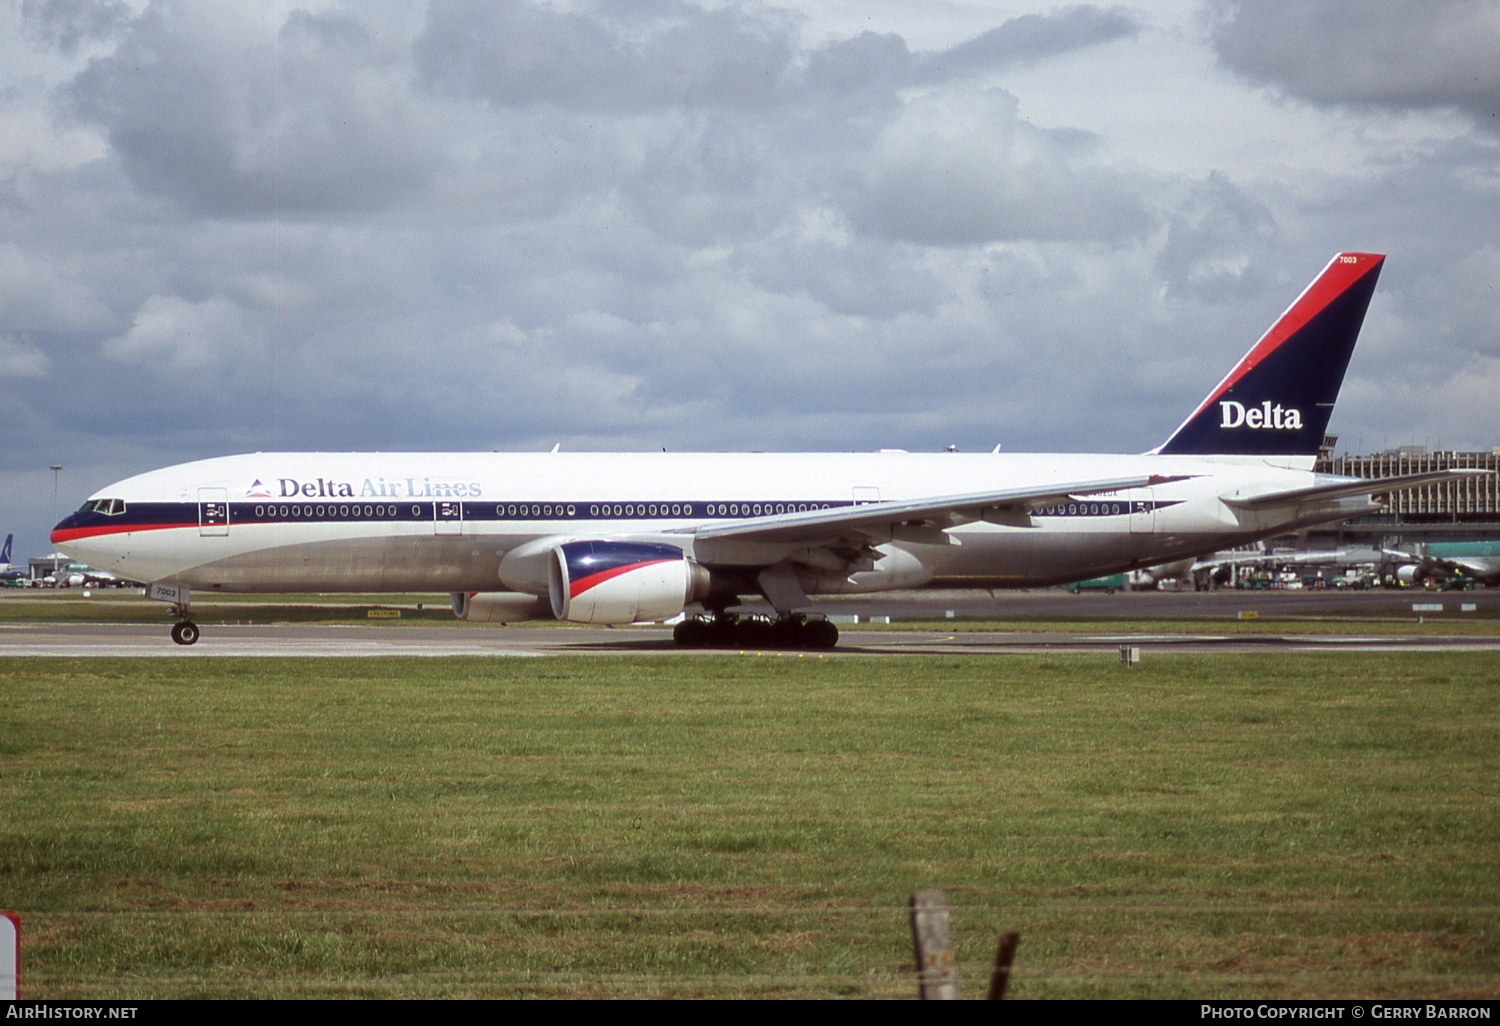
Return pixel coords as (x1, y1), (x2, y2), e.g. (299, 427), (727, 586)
(0, 534), (11, 567)
(1154, 252), (1384, 457)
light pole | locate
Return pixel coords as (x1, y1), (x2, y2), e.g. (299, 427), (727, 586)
(50, 465), (63, 543)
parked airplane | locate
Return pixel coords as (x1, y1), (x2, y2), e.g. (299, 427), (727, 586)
(52, 252), (1482, 646)
(48, 560), (128, 589)
(1385, 542), (1500, 587)
(1192, 545), (1387, 588)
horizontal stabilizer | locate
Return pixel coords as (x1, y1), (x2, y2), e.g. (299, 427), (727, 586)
(1222, 469), (1487, 510)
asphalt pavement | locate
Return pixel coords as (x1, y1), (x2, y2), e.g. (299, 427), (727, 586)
(4, 586), (1495, 657)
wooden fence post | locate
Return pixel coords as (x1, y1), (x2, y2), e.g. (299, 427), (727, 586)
(909, 890), (960, 1000)
(986, 931), (1021, 1000)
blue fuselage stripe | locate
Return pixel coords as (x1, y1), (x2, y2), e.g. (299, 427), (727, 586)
(56, 498), (1179, 536)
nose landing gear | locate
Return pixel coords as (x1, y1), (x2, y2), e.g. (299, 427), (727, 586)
(149, 584), (200, 645)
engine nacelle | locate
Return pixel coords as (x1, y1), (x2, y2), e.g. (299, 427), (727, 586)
(548, 540), (709, 624)
(451, 591), (554, 623)
(1395, 564), (1425, 586)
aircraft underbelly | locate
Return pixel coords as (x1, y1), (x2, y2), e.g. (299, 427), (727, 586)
(153, 521), (1250, 595)
(171, 533), (513, 592)
(918, 527), (1234, 589)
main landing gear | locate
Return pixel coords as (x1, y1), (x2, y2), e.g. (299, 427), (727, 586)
(672, 613), (838, 650)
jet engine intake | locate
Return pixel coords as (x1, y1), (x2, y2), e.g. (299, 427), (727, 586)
(549, 540), (710, 624)
(1394, 564), (1427, 586)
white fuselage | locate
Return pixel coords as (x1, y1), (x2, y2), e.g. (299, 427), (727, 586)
(56, 450), (1372, 597)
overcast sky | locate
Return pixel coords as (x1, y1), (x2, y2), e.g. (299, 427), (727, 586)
(3, 0), (1498, 557)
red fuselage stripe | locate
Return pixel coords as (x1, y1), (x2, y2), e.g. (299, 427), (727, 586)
(50, 523), (195, 545)
(570, 560), (673, 599)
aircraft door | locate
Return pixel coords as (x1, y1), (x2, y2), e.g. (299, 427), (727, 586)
(1128, 489), (1155, 535)
(434, 500), (465, 536)
(198, 487), (230, 537)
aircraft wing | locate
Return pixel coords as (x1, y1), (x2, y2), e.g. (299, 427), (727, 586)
(672, 474), (1191, 545)
(1221, 469), (1488, 510)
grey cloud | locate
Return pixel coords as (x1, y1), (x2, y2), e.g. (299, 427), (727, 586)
(1156, 171), (1278, 302)
(414, 0), (798, 111)
(280, 9), (371, 51)
(417, 1), (1143, 111)
(11, 1), (1172, 471)
(409, 1), (1158, 252)
(799, 5), (1139, 101)
(20, 0), (130, 56)
(64, 4), (441, 217)
(0, 241), (114, 336)
(0, 336), (51, 378)
(918, 4), (1140, 81)
(1210, 0), (1500, 129)
(741, 228), (946, 320)
(1337, 244), (1500, 451)
(803, 31), (914, 99)
(102, 294), (264, 374)
(854, 88), (1154, 245)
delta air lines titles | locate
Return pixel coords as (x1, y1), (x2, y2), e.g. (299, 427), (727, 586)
(1218, 401), (1304, 431)
(252, 477), (484, 500)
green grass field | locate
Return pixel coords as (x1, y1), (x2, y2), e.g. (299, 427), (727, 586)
(2, 653), (1496, 999)
(0, 592), (460, 625)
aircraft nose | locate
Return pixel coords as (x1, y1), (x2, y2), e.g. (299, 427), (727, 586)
(51, 510), (87, 549)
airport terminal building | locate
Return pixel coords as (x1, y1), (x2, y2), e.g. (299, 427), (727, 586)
(1312, 441), (1500, 541)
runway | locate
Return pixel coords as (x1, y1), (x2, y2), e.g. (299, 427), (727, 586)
(6, 619), (1497, 657)
(4, 586), (1496, 656)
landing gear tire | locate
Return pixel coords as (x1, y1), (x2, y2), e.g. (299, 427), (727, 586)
(171, 621), (200, 646)
(706, 617), (740, 647)
(737, 617), (775, 648)
(672, 618), (711, 646)
(670, 613), (839, 650)
(800, 618), (839, 650)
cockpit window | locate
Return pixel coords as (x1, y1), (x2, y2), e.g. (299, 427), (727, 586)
(81, 498), (127, 516)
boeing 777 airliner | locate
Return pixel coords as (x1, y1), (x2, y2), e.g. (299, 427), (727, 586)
(52, 253), (1478, 647)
